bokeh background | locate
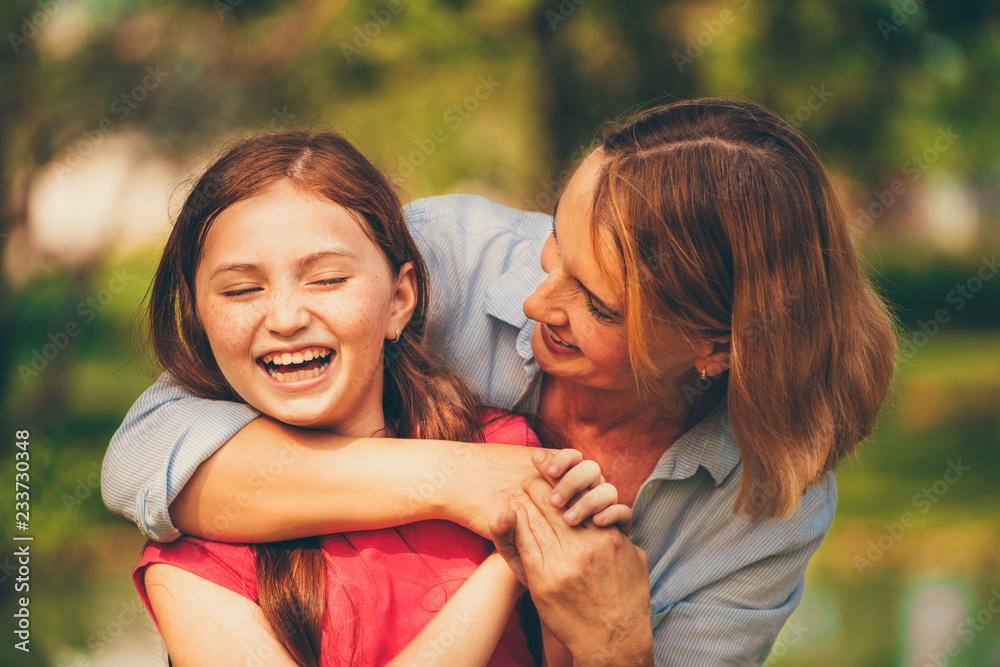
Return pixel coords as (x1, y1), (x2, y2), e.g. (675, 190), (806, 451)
(1, 0), (998, 665)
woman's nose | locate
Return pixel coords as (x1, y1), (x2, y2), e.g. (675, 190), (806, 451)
(523, 242), (570, 327)
(264, 290), (311, 336)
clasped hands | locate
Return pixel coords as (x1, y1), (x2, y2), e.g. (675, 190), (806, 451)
(489, 449), (654, 665)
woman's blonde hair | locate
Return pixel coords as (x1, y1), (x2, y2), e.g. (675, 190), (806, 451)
(593, 98), (896, 519)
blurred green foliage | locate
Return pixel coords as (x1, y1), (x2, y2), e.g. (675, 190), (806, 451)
(1, 0), (998, 665)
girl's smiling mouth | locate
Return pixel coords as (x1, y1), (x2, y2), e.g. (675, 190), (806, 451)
(257, 346), (334, 384)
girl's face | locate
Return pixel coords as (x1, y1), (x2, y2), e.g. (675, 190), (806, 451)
(194, 180), (416, 437)
(523, 151), (699, 392)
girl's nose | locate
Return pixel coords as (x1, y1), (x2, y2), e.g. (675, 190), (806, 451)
(264, 290), (311, 337)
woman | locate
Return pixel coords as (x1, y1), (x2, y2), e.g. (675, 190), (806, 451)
(104, 98), (896, 665)
(131, 131), (615, 665)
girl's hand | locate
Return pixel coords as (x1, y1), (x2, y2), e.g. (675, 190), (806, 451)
(530, 449), (633, 534)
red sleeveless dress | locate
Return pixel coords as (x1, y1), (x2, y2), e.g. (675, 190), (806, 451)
(134, 410), (538, 666)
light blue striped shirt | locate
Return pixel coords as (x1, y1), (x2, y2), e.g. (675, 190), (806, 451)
(102, 194), (835, 666)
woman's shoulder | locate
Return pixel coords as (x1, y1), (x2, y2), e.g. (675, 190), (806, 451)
(478, 408), (542, 448)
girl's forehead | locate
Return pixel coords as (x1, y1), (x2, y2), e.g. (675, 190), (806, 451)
(196, 186), (382, 275)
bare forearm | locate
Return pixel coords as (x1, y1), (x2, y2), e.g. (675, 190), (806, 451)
(171, 417), (539, 542)
(388, 553), (523, 667)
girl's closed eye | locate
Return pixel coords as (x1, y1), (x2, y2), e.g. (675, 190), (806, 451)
(222, 286), (262, 298)
(312, 277), (348, 287)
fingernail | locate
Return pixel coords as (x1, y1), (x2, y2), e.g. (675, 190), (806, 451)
(512, 487), (525, 497)
(550, 492), (564, 507)
(547, 465), (559, 476)
(564, 511), (577, 523)
(532, 451), (546, 463)
(508, 501), (520, 512)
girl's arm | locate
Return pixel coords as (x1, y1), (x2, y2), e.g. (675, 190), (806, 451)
(146, 555), (562, 667)
(387, 553), (525, 667)
(144, 563), (298, 667)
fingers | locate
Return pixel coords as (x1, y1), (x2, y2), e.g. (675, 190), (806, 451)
(507, 499), (548, 579)
(519, 475), (568, 524)
(533, 448), (583, 482)
(489, 507), (517, 545)
(489, 509), (528, 585)
(562, 483), (619, 527)
(514, 486), (562, 556)
(547, 459), (602, 509)
(592, 503), (633, 536)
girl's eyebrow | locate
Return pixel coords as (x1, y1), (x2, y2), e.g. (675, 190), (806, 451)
(298, 249), (360, 269)
(208, 249), (360, 281)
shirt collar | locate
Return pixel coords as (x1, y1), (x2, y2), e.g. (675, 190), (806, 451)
(483, 237), (546, 362)
(649, 399), (741, 486)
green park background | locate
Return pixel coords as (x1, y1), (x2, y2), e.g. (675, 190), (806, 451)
(1, 0), (998, 664)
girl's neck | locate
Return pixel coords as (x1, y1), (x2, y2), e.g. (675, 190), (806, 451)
(317, 409), (393, 440)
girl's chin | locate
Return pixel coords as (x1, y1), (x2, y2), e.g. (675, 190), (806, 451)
(242, 394), (330, 428)
(266, 409), (328, 429)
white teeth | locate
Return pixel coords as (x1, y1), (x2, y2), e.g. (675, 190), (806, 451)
(262, 347), (332, 366)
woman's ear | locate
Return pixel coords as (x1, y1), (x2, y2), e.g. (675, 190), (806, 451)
(387, 262), (418, 339)
(693, 335), (732, 377)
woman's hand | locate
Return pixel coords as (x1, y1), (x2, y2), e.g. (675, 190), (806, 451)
(531, 449), (633, 533)
(489, 473), (653, 667)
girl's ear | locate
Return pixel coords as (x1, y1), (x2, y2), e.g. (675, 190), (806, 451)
(387, 262), (418, 339)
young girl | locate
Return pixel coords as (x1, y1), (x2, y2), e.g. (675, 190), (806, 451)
(131, 132), (609, 666)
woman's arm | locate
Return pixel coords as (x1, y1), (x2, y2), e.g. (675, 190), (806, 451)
(170, 416), (542, 542)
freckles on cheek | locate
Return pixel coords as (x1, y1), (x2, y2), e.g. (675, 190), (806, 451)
(200, 302), (254, 352)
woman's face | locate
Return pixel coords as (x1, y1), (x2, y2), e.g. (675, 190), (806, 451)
(194, 180), (416, 437)
(523, 151), (697, 392)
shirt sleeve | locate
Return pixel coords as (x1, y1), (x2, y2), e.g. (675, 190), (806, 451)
(650, 473), (836, 666)
(101, 373), (260, 542)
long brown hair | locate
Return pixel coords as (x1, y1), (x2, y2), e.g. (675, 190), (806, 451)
(149, 131), (484, 665)
(592, 98), (896, 519)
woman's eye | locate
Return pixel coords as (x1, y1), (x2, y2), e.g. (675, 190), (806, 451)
(586, 296), (615, 323)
